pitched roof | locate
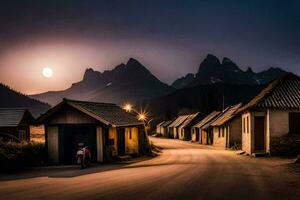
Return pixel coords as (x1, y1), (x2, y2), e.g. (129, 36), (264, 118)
(193, 111), (221, 128)
(0, 108), (34, 127)
(211, 103), (242, 126)
(178, 113), (200, 129)
(240, 73), (300, 111)
(36, 99), (143, 127)
(161, 120), (174, 128)
(156, 121), (165, 127)
(168, 115), (189, 128)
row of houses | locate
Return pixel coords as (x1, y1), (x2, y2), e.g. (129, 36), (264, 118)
(157, 73), (300, 155)
(0, 98), (150, 164)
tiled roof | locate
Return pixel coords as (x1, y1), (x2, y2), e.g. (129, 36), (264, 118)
(178, 113), (199, 129)
(239, 73), (300, 111)
(193, 111), (221, 128)
(211, 103), (242, 126)
(0, 108), (33, 127)
(168, 115), (189, 128)
(37, 99), (143, 127)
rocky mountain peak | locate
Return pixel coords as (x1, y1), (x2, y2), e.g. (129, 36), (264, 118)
(83, 68), (102, 81)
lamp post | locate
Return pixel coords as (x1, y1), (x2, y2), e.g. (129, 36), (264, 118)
(123, 103), (152, 132)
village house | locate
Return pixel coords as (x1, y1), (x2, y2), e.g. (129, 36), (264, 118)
(168, 115), (189, 139)
(178, 113), (205, 141)
(192, 111), (221, 144)
(160, 120), (174, 138)
(36, 98), (149, 164)
(0, 108), (34, 142)
(239, 73), (300, 155)
(210, 103), (243, 149)
(156, 121), (164, 135)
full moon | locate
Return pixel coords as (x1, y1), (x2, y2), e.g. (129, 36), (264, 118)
(42, 67), (53, 78)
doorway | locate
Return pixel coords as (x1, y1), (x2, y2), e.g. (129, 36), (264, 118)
(254, 116), (265, 151)
(60, 125), (96, 164)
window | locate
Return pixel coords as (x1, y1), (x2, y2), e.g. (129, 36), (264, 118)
(246, 116), (249, 133)
(243, 117), (246, 133)
(289, 113), (300, 134)
(18, 130), (27, 141)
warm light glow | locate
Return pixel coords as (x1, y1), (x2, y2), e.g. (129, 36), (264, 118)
(42, 67), (53, 78)
(124, 104), (132, 112)
(138, 112), (147, 121)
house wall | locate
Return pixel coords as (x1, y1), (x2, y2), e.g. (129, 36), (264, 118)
(213, 126), (227, 148)
(47, 126), (59, 163)
(268, 110), (290, 137)
(229, 117), (242, 146)
(242, 112), (251, 154)
(201, 129), (207, 144)
(156, 125), (161, 134)
(96, 127), (104, 162)
(191, 128), (196, 141)
(47, 106), (98, 124)
(178, 126), (184, 140)
(125, 127), (139, 154)
(109, 127), (118, 156)
(0, 126), (30, 141)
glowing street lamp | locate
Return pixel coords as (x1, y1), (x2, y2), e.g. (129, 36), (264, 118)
(123, 104), (132, 112)
(138, 112), (147, 121)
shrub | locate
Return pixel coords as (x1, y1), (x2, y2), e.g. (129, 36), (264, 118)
(0, 140), (46, 172)
(270, 134), (300, 157)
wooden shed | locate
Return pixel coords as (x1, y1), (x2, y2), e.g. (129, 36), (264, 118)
(0, 108), (34, 142)
(192, 111), (221, 144)
(239, 73), (300, 155)
(36, 99), (147, 164)
(210, 103), (242, 149)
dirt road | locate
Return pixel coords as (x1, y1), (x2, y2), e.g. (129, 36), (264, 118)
(0, 137), (299, 200)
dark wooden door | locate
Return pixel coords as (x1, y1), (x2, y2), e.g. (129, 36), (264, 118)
(117, 128), (125, 156)
(195, 129), (200, 141)
(254, 116), (265, 151)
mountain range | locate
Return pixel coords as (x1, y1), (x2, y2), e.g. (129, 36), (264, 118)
(1, 54), (289, 117)
(172, 54), (287, 89)
(30, 58), (174, 106)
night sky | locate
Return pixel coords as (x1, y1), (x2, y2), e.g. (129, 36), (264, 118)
(0, 0), (300, 94)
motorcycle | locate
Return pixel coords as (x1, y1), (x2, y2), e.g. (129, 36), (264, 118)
(76, 146), (91, 169)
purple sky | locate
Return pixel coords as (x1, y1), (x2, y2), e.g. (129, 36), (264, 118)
(0, 0), (300, 94)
